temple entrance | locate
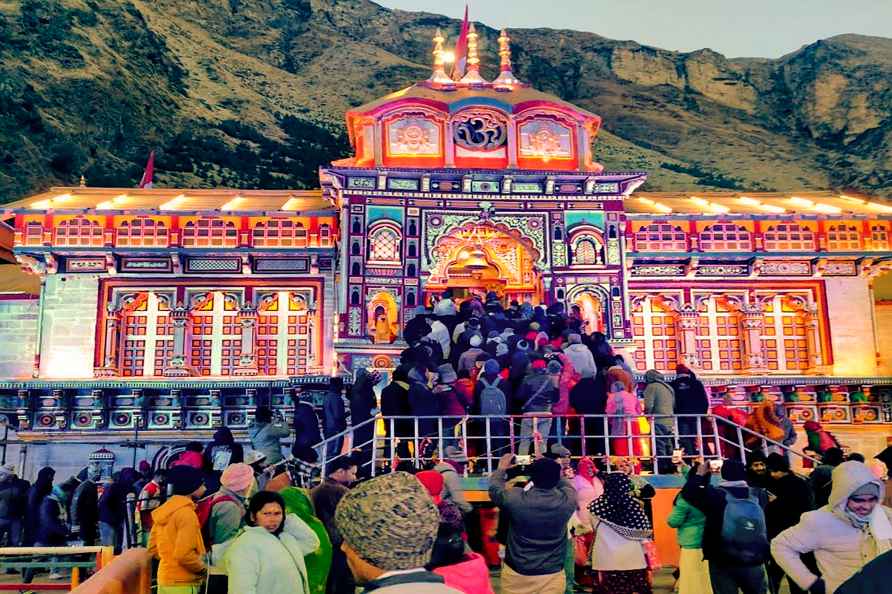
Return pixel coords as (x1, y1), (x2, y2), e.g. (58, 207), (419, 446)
(424, 222), (542, 305)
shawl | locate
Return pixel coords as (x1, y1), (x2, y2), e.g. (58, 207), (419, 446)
(280, 487), (333, 594)
(588, 473), (652, 541)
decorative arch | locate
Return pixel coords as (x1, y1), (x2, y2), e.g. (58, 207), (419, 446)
(565, 284), (609, 333)
(367, 290), (399, 344)
(568, 225), (605, 265)
(367, 220), (402, 264)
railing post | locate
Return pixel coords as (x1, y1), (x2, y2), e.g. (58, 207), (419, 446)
(485, 416), (493, 474)
(696, 414), (704, 459)
(509, 415), (516, 455)
(625, 415), (632, 460)
(438, 417), (445, 460)
(601, 415), (608, 459)
(389, 417), (396, 468)
(413, 417), (420, 467)
(672, 415), (681, 451)
(580, 414), (587, 457)
(650, 415), (659, 475)
(735, 425), (746, 464)
(711, 414), (721, 459)
(371, 421), (378, 477)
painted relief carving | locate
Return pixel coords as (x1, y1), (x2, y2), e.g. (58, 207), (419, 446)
(453, 111), (508, 150)
(519, 119), (573, 159)
(387, 117), (440, 156)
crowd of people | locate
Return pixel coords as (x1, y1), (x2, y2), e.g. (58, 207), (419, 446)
(1, 291), (891, 594)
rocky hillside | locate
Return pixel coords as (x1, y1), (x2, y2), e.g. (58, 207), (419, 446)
(0, 0), (890, 201)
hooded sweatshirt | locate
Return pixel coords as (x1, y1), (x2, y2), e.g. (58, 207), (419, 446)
(771, 461), (892, 594)
(643, 370), (675, 430)
(563, 343), (596, 379)
(148, 495), (206, 586)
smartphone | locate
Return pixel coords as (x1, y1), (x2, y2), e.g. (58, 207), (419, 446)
(672, 449), (684, 464)
(709, 459), (724, 472)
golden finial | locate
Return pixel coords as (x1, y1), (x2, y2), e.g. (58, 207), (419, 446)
(428, 28), (453, 85)
(460, 23), (486, 84)
(493, 29), (522, 88)
(79, 175), (86, 187)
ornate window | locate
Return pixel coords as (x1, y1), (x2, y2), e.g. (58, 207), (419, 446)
(826, 225), (861, 251)
(630, 295), (680, 372)
(367, 222), (401, 264)
(252, 219), (307, 248)
(55, 216), (103, 247)
(763, 223), (815, 251)
(24, 221), (43, 246)
(119, 292), (174, 377)
(634, 223), (687, 252)
(699, 223), (752, 251)
(695, 296), (743, 372)
(256, 291), (313, 376)
(117, 218), (168, 247)
(574, 239), (599, 265)
(182, 218), (238, 248)
(761, 295), (811, 372)
(871, 224), (890, 250)
(189, 291), (242, 376)
(319, 224), (332, 247)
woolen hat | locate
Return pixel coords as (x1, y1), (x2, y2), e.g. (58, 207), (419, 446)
(221, 463), (255, 493)
(335, 472), (439, 571)
(495, 343), (509, 357)
(168, 465), (204, 496)
(568, 333), (582, 345)
(528, 458), (561, 489)
(676, 364), (693, 376)
(529, 322), (541, 331)
(516, 340), (530, 352)
(483, 359), (501, 375)
(850, 482), (881, 499)
(547, 359), (563, 375)
(469, 334), (483, 347)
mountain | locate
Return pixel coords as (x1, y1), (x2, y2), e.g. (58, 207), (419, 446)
(0, 0), (890, 201)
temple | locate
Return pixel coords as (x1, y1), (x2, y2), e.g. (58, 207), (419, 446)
(0, 29), (890, 473)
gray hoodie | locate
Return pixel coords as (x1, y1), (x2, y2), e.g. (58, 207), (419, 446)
(249, 422), (290, 465)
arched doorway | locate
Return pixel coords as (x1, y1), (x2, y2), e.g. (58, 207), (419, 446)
(424, 223), (541, 305)
(566, 285), (607, 334)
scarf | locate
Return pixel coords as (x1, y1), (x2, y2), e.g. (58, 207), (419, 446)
(280, 487), (333, 594)
(588, 473), (652, 540)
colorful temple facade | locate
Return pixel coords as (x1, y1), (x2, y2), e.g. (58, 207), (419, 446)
(0, 29), (889, 473)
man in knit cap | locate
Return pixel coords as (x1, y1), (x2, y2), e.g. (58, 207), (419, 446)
(207, 463), (254, 551)
(335, 472), (462, 593)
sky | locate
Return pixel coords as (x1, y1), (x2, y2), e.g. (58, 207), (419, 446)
(375, 0), (892, 58)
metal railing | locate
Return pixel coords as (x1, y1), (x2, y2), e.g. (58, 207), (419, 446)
(0, 545), (110, 591)
(311, 412), (821, 478)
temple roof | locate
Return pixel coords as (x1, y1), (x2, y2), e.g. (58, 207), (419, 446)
(4, 187), (892, 219)
(630, 191), (892, 218)
(347, 82), (601, 123)
(2, 188), (335, 215)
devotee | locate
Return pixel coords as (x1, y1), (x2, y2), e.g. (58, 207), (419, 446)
(588, 472), (654, 594)
(433, 445), (473, 516)
(206, 463), (254, 552)
(746, 451), (771, 489)
(175, 442), (205, 469)
(875, 446), (892, 507)
(516, 358), (560, 456)
(605, 380), (645, 458)
(764, 453), (813, 594)
(672, 365), (710, 457)
(563, 333), (596, 379)
(98, 467), (140, 554)
(681, 459), (770, 594)
(280, 487), (333, 594)
(489, 454), (576, 594)
(71, 466), (100, 546)
(335, 472), (462, 593)
(834, 549), (892, 594)
(148, 466), (207, 594)
(457, 334), (485, 373)
(292, 393), (323, 463)
(667, 463), (712, 594)
(322, 377), (347, 461)
(474, 358), (509, 457)
(225, 490), (320, 594)
(0, 464), (27, 547)
(810, 446), (846, 507)
(381, 364), (412, 460)
(311, 455), (358, 594)
(435, 363), (467, 448)
(350, 368), (379, 476)
(643, 369), (675, 473)
(249, 406), (291, 466)
(24, 467), (54, 546)
(771, 461), (892, 594)
(203, 427), (244, 492)
(136, 468), (165, 544)
(25, 476), (78, 582)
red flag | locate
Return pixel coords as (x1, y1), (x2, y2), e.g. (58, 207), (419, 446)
(138, 150), (155, 189)
(451, 5), (469, 81)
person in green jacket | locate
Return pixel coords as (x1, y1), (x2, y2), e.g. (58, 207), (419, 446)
(667, 464), (713, 594)
(280, 487), (332, 594)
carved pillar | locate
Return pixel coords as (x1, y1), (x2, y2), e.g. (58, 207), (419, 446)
(164, 306), (191, 377)
(94, 304), (121, 377)
(234, 306), (259, 376)
(804, 303), (823, 371)
(740, 302), (767, 373)
(677, 304), (701, 369)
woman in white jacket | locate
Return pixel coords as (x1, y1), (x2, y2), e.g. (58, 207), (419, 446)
(771, 461), (892, 594)
(225, 490), (320, 594)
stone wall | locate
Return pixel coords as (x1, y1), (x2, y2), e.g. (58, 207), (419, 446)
(0, 298), (38, 378)
(824, 277), (877, 376)
(39, 274), (100, 378)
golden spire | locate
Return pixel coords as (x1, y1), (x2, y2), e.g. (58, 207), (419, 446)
(460, 23), (487, 84)
(79, 174), (86, 187)
(428, 28), (452, 85)
(493, 29), (522, 89)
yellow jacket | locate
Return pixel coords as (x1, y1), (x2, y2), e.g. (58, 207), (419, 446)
(148, 495), (206, 585)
